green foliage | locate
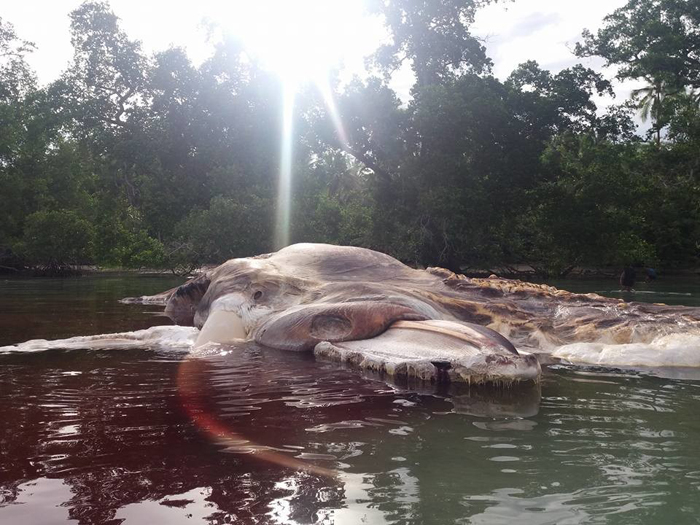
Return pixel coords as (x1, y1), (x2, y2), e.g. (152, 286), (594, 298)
(63, 0), (148, 135)
(115, 231), (166, 268)
(172, 196), (273, 267)
(524, 135), (652, 273)
(93, 219), (165, 268)
(291, 154), (374, 248)
(2, 0), (700, 276)
(0, 17), (38, 246)
(368, 0), (496, 85)
(17, 210), (95, 267)
(576, 0), (700, 92)
(576, 0), (700, 141)
(0, 17), (35, 104)
(507, 62), (614, 134)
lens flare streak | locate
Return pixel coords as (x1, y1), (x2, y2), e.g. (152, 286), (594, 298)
(177, 356), (336, 478)
(318, 80), (349, 148)
(274, 84), (296, 250)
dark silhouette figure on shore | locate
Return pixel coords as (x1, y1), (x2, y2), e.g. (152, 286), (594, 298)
(620, 266), (635, 291)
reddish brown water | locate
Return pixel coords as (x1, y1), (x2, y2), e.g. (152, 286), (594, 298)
(2, 275), (700, 524)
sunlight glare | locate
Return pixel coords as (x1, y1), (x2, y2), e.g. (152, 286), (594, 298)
(220, 1), (374, 250)
(225, 0), (369, 83)
(274, 83), (295, 250)
(317, 79), (349, 147)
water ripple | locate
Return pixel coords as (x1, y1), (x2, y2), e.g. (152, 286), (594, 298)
(1, 344), (700, 523)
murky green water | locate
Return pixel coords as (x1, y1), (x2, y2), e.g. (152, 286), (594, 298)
(1, 274), (699, 524)
(546, 277), (700, 308)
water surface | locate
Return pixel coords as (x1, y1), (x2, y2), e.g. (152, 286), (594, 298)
(1, 274), (700, 524)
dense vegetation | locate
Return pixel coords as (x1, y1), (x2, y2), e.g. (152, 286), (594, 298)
(1, 0), (698, 275)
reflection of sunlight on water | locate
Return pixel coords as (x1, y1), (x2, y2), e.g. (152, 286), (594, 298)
(464, 479), (671, 525)
(330, 469), (420, 524)
(3, 312), (700, 523)
(267, 471), (420, 525)
(56, 424), (79, 435)
(465, 487), (593, 524)
(267, 478), (297, 524)
(0, 478), (72, 524)
(114, 487), (216, 524)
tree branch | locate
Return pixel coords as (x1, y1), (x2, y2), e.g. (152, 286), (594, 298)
(335, 142), (394, 184)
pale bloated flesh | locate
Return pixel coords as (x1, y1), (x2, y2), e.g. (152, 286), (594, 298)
(117, 243), (700, 374)
(314, 320), (541, 386)
(195, 309), (246, 348)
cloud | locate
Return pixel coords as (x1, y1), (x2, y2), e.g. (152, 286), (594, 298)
(469, 0), (640, 118)
(504, 11), (563, 40)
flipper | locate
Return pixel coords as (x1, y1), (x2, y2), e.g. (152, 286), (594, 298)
(255, 302), (428, 351)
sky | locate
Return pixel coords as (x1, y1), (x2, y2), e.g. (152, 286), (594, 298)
(1, 0), (643, 109)
(472, 0), (646, 114)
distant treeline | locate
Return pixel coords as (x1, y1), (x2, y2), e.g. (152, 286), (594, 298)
(1, 0), (698, 276)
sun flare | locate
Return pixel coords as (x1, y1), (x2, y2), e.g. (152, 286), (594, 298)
(224, 0), (371, 83)
(216, 1), (377, 250)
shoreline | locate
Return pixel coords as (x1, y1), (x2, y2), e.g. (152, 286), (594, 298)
(2, 263), (698, 281)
